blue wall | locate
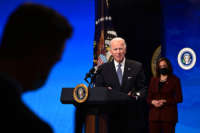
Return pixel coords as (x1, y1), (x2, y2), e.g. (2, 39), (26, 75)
(0, 0), (94, 133)
(162, 0), (200, 133)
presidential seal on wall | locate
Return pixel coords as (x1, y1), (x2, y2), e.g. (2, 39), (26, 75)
(177, 47), (196, 70)
(73, 84), (88, 103)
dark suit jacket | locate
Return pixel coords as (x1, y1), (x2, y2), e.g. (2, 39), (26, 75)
(95, 59), (147, 97)
(147, 75), (183, 123)
(95, 59), (148, 132)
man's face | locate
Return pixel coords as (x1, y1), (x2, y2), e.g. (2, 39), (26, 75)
(110, 40), (126, 63)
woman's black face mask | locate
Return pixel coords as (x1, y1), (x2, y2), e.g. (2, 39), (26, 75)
(159, 68), (169, 75)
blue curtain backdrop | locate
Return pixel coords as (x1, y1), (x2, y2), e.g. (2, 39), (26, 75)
(161, 0), (200, 133)
(0, 0), (94, 133)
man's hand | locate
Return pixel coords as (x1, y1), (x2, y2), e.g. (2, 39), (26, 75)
(107, 86), (112, 91)
(128, 91), (139, 100)
(128, 91), (132, 96)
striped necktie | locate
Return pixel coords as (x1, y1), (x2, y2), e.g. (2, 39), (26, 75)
(117, 63), (122, 85)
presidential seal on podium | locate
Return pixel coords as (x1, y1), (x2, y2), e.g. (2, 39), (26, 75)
(73, 84), (88, 103)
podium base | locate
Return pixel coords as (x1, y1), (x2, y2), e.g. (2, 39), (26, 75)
(85, 114), (107, 133)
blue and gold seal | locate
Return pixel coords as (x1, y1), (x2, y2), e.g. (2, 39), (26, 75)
(73, 84), (88, 103)
(177, 47), (196, 70)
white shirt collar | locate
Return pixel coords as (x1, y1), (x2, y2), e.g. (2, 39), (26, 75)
(114, 58), (125, 67)
(114, 58), (126, 75)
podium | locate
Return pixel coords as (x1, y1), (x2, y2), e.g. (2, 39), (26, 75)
(61, 87), (136, 133)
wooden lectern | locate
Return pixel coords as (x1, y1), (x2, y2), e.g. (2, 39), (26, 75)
(60, 87), (135, 133)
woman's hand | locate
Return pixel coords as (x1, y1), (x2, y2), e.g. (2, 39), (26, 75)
(152, 99), (166, 108)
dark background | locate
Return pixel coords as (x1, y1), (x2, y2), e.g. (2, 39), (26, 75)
(110, 0), (163, 83)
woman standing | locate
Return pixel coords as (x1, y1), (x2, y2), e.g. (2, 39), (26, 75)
(147, 57), (183, 133)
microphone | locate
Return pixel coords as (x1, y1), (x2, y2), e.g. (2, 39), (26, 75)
(84, 66), (102, 85)
(89, 67), (95, 74)
(94, 66), (102, 75)
(84, 67), (96, 83)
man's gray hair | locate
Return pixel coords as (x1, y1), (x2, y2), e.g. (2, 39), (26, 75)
(110, 37), (127, 48)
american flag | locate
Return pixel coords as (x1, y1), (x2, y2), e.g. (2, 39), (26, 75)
(97, 54), (107, 67)
(93, 0), (117, 67)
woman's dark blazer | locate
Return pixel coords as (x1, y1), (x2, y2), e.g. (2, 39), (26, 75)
(147, 75), (183, 123)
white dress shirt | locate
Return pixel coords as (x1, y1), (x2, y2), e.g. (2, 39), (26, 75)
(114, 58), (126, 76)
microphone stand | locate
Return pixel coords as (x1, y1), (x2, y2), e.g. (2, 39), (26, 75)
(84, 67), (100, 88)
(84, 68), (95, 88)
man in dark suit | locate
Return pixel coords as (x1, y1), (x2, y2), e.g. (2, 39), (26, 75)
(0, 3), (72, 133)
(95, 37), (147, 133)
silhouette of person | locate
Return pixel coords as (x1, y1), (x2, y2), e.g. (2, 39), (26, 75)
(0, 3), (72, 133)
